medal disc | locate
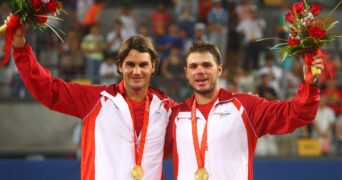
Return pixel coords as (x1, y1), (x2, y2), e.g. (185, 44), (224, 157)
(195, 168), (208, 180)
(132, 165), (144, 180)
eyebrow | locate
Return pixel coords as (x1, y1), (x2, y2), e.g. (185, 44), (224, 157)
(125, 60), (151, 65)
(188, 60), (214, 66)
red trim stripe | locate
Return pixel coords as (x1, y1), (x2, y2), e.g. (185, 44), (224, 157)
(232, 99), (257, 180)
(242, 110), (257, 180)
(173, 120), (179, 180)
(232, 98), (241, 110)
(81, 101), (103, 180)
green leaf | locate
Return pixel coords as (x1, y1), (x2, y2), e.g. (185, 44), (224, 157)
(324, 0), (342, 24)
(326, 21), (339, 31)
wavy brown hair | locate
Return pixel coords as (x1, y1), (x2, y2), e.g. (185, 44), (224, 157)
(116, 35), (160, 76)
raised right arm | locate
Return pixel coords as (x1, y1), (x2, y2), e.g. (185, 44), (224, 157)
(12, 24), (105, 119)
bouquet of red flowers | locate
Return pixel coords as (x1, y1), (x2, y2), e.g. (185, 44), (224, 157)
(257, 0), (342, 102)
(0, 0), (66, 65)
(273, 0), (342, 78)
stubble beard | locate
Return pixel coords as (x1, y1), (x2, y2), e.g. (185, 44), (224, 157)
(194, 83), (215, 96)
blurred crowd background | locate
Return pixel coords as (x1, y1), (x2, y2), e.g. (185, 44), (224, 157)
(0, 0), (342, 159)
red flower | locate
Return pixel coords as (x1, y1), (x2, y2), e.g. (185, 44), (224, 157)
(57, 1), (63, 9)
(308, 26), (326, 39)
(35, 13), (48, 23)
(285, 12), (294, 23)
(31, 0), (42, 9)
(288, 37), (300, 46)
(313, 19), (324, 26)
(46, 0), (58, 12)
(310, 4), (322, 15)
(290, 2), (305, 15)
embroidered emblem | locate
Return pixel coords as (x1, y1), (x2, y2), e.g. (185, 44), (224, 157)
(213, 112), (230, 118)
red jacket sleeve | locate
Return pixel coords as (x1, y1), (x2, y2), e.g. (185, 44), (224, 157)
(236, 82), (320, 137)
(13, 43), (106, 119)
(163, 99), (179, 159)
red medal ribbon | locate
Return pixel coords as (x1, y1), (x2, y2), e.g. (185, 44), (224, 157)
(300, 49), (328, 103)
(191, 99), (208, 169)
(1, 14), (21, 66)
(124, 92), (151, 166)
(191, 92), (219, 169)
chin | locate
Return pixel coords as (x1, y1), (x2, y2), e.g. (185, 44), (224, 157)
(194, 88), (211, 94)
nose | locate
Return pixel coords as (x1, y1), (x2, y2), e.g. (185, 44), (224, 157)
(132, 66), (141, 74)
(195, 65), (205, 75)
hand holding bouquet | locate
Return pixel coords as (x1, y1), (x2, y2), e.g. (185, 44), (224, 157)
(260, 0), (342, 102)
(0, 0), (65, 65)
(274, 0), (342, 77)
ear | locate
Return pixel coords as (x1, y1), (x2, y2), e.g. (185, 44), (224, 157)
(217, 64), (223, 77)
(118, 63), (123, 73)
(184, 67), (190, 80)
(152, 62), (156, 73)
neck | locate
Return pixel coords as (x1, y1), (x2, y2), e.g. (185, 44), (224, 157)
(124, 86), (148, 102)
(195, 88), (220, 105)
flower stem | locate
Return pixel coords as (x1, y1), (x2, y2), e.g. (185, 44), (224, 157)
(325, 0), (342, 23)
(303, 0), (308, 9)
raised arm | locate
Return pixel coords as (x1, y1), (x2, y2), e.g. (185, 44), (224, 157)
(240, 54), (325, 137)
(10, 19), (105, 119)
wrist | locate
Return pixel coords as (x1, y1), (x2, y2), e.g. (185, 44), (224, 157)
(302, 79), (319, 86)
(310, 77), (320, 86)
(12, 37), (26, 48)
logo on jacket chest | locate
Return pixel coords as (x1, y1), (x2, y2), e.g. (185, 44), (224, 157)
(176, 111), (231, 121)
(213, 112), (231, 118)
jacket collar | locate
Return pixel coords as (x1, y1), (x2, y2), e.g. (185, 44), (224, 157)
(103, 80), (171, 101)
(182, 88), (234, 110)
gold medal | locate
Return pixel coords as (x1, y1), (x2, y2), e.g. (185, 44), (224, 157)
(195, 168), (208, 180)
(132, 165), (144, 180)
(125, 93), (150, 180)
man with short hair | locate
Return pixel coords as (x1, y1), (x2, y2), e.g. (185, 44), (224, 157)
(11, 22), (176, 180)
(171, 40), (325, 179)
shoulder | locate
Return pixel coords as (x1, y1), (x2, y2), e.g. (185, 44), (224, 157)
(172, 95), (194, 113)
(170, 101), (190, 121)
(149, 86), (168, 99)
(231, 92), (267, 110)
(149, 86), (178, 107)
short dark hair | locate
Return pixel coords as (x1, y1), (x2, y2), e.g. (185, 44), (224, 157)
(116, 35), (160, 76)
(184, 40), (221, 66)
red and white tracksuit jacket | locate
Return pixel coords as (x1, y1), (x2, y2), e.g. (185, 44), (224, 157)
(171, 86), (320, 180)
(13, 44), (175, 180)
